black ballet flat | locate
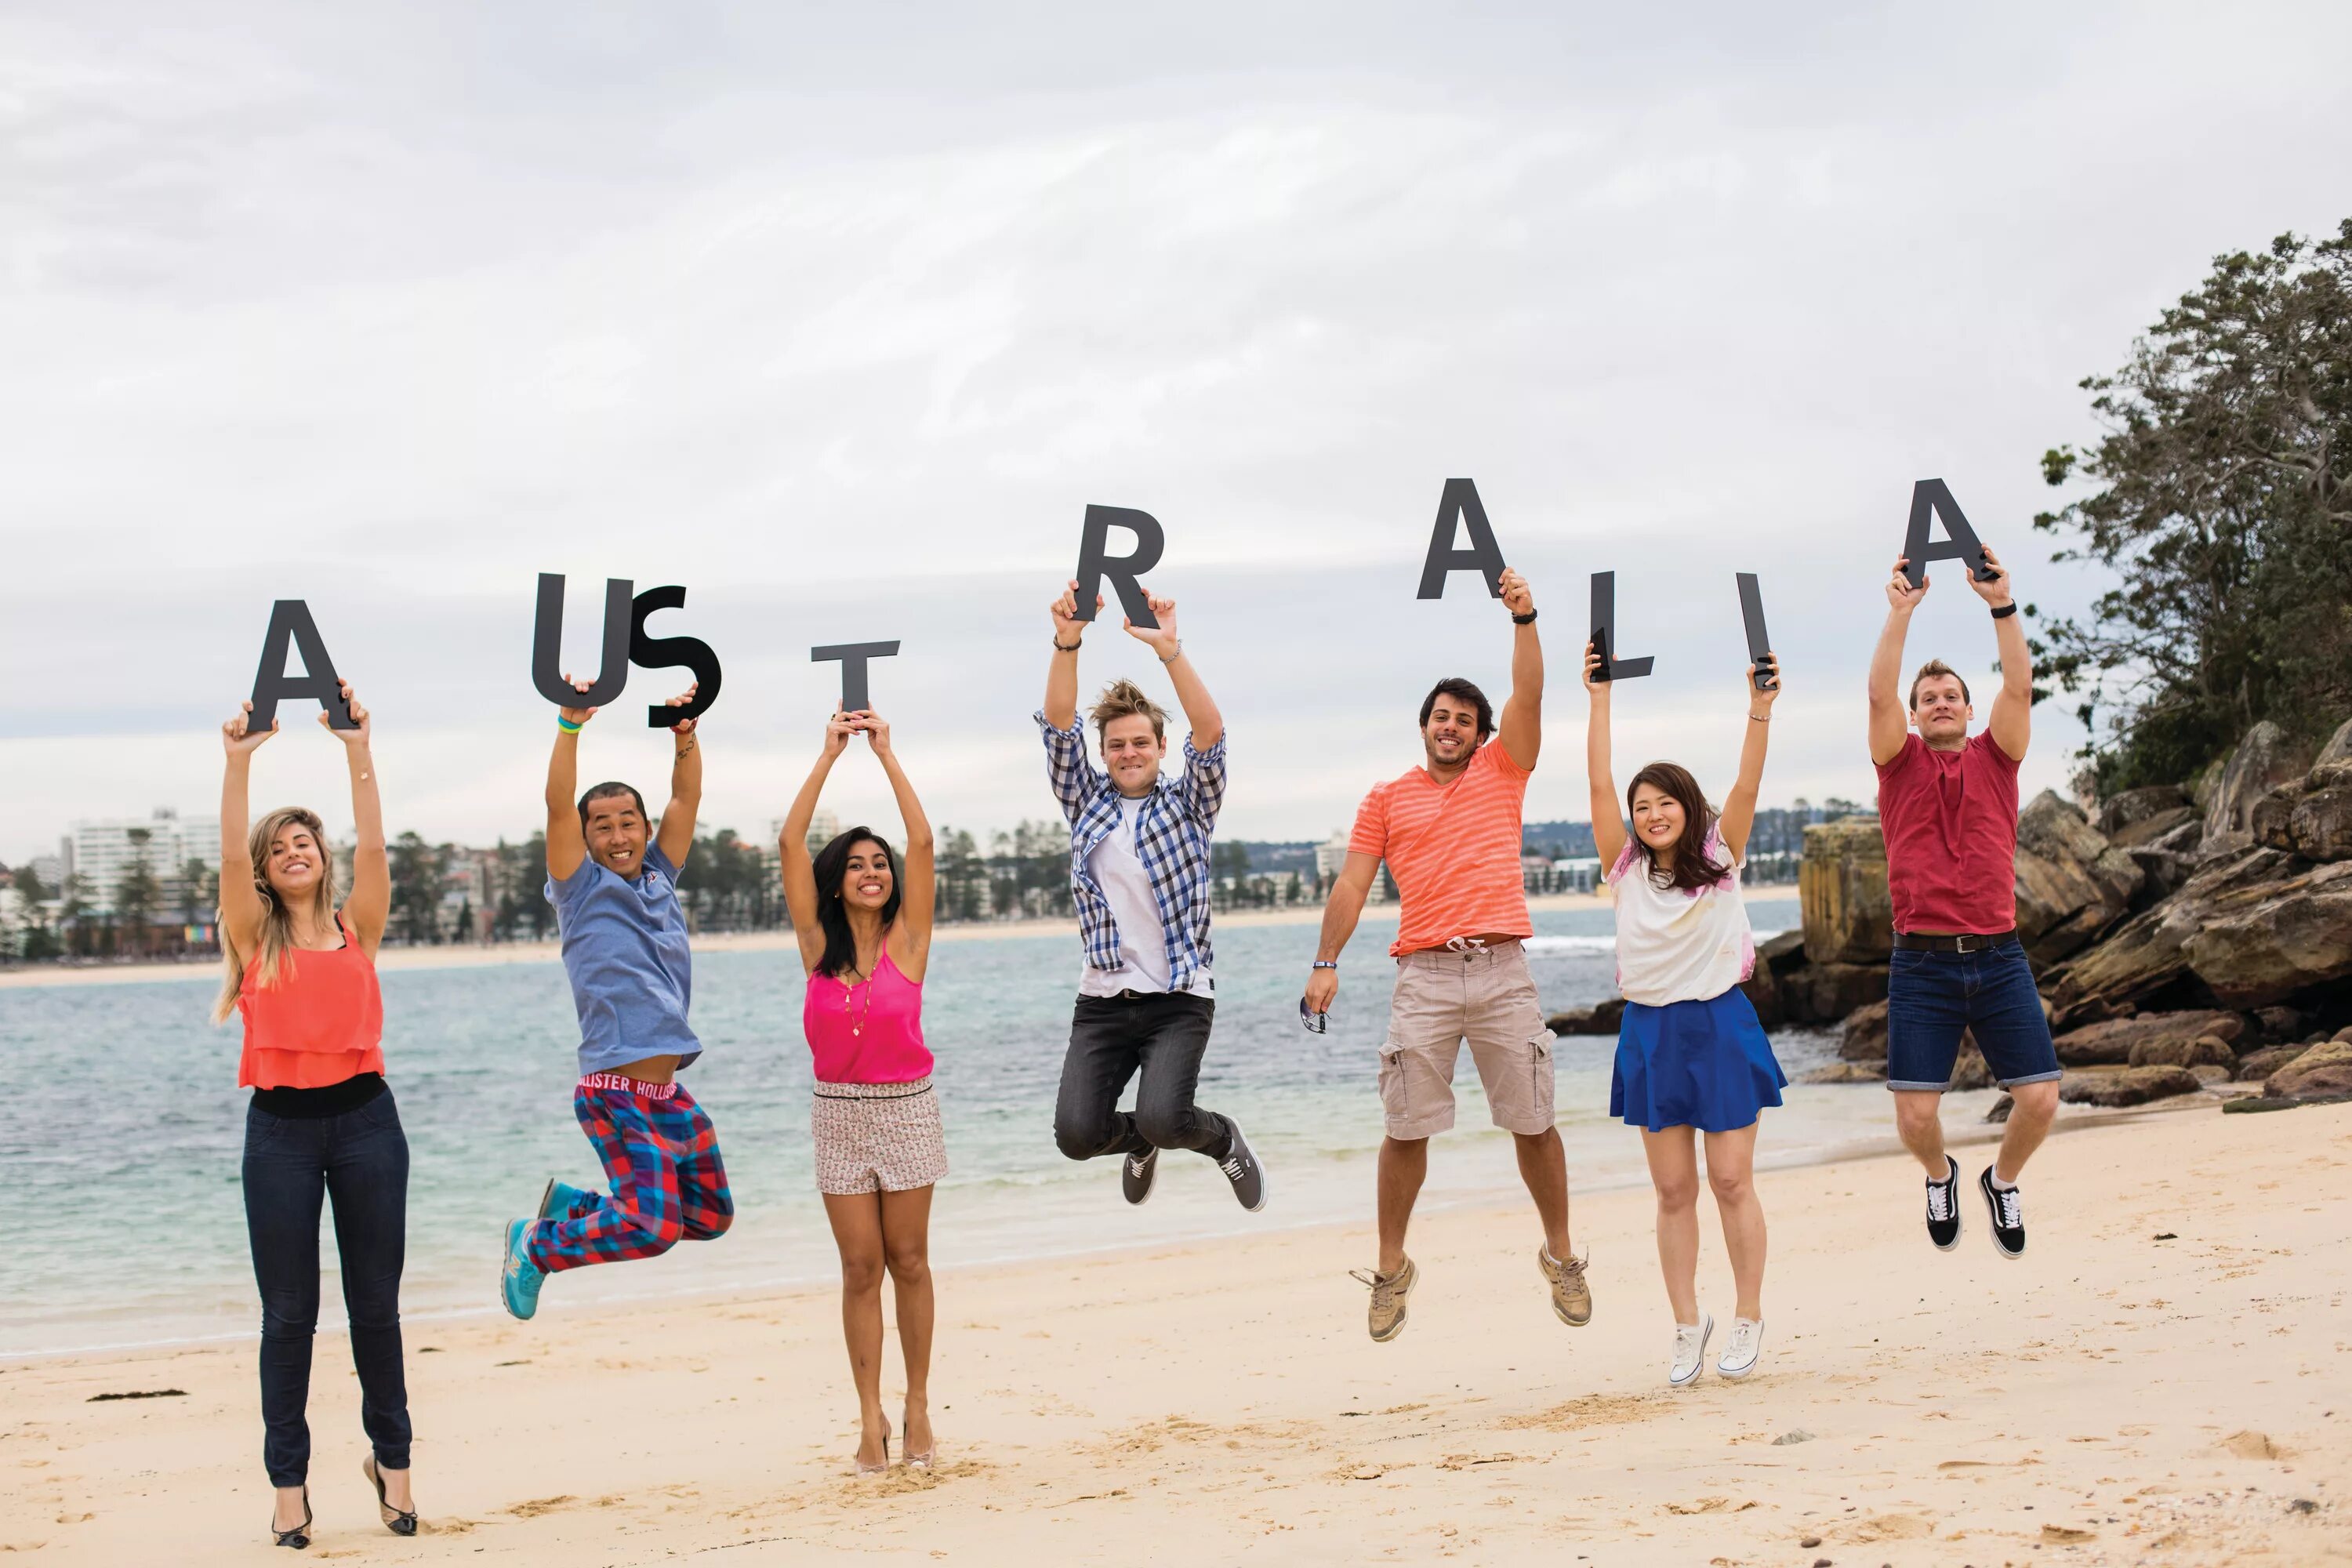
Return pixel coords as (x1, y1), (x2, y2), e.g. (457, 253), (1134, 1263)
(362, 1454), (419, 1537)
(271, 1486), (312, 1549)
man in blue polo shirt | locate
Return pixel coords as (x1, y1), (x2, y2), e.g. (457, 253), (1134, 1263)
(499, 680), (732, 1320)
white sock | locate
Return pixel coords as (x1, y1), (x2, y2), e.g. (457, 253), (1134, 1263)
(1988, 1170), (2017, 1192)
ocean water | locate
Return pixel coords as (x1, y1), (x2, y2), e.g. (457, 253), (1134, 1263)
(0, 898), (1922, 1357)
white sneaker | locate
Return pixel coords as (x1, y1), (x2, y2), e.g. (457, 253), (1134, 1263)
(1668, 1313), (1714, 1388)
(1716, 1316), (1764, 1379)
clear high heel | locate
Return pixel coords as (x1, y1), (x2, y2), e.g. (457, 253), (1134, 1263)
(855, 1423), (893, 1475)
(902, 1406), (935, 1471)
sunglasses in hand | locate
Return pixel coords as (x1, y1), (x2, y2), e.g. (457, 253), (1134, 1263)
(1298, 996), (1329, 1035)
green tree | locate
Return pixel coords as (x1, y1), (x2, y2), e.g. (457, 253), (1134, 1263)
(2035, 219), (2352, 789)
(114, 828), (161, 959)
(9, 863), (54, 961)
(178, 857), (218, 940)
(58, 872), (95, 957)
(388, 833), (449, 945)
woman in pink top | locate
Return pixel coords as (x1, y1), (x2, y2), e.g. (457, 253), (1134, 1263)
(779, 706), (943, 1476)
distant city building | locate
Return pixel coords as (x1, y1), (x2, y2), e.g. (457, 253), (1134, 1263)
(768, 810), (839, 860)
(68, 809), (220, 914)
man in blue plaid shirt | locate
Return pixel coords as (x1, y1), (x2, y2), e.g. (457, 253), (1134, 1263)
(1037, 577), (1268, 1213)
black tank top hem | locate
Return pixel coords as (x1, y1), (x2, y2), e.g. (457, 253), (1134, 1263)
(251, 1073), (387, 1120)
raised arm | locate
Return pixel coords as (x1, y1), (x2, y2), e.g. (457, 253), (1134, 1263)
(218, 702), (278, 953)
(1582, 643), (1627, 872)
(1044, 579), (1097, 731)
(1971, 545), (2031, 762)
(543, 677), (597, 881)
(1304, 852), (1381, 1014)
(1121, 590), (1222, 750)
(1495, 568), (1542, 771)
(655, 682), (702, 869)
(862, 712), (936, 978)
(324, 681), (390, 956)
(1717, 657), (1782, 862)
(779, 712), (855, 974)
(1868, 557), (1926, 766)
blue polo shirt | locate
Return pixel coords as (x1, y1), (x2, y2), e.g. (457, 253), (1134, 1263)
(546, 843), (699, 1076)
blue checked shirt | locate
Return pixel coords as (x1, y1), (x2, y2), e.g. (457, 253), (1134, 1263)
(1036, 710), (1228, 993)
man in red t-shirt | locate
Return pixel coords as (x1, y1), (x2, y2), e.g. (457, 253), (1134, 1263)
(1867, 543), (2058, 1261)
(1305, 569), (1589, 1344)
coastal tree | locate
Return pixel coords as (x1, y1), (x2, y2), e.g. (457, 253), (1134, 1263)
(114, 829), (161, 959)
(2034, 217), (2352, 790)
(388, 832), (449, 945)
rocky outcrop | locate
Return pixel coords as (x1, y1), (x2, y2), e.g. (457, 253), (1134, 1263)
(2200, 721), (2314, 856)
(1839, 999), (1889, 1061)
(1799, 820), (1891, 965)
(2040, 849), (2295, 1024)
(1545, 997), (1627, 1036)
(2048, 1009), (2247, 1066)
(2180, 858), (2352, 1007)
(2013, 791), (2143, 965)
(2235, 1044), (2309, 1082)
(2130, 1033), (2236, 1070)
(1737, 930), (1806, 1029)
(2059, 1065), (2205, 1107)
(1782, 961), (1888, 1025)
(2263, 1040), (2352, 1099)
(2253, 779), (2352, 862)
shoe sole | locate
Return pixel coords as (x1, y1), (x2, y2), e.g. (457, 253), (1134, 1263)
(1668, 1317), (1715, 1388)
(1979, 1172), (2025, 1260)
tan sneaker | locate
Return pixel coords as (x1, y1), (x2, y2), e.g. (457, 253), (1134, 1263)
(1350, 1257), (1418, 1343)
(1540, 1245), (1592, 1327)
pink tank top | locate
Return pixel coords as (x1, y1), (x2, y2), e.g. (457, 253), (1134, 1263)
(802, 948), (934, 1085)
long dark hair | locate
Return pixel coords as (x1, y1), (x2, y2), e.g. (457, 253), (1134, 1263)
(1626, 761), (1731, 891)
(811, 826), (902, 979)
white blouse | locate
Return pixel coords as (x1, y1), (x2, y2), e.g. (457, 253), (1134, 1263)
(1603, 825), (1755, 1007)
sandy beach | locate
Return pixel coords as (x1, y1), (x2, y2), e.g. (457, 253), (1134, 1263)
(4, 1098), (2345, 1565)
(0, 890), (1632, 990)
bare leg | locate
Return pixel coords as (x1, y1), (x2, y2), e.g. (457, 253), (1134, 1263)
(1639, 1127), (1701, 1323)
(1703, 1123), (1766, 1320)
(1512, 1127), (1573, 1260)
(880, 1186), (936, 1458)
(1892, 1089), (1948, 1178)
(1375, 1136), (1428, 1276)
(820, 1192), (890, 1468)
(1994, 1080), (2060, 1181)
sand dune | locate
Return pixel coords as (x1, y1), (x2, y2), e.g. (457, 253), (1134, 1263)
(4, 1102), (2347, 1564)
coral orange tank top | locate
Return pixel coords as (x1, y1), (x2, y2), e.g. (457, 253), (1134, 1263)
(237, 914), (387, 1090)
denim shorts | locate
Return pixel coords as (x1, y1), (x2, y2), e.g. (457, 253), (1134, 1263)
(1884, 939), (2061, 1093)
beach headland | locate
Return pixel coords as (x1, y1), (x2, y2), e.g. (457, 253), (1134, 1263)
(5, 1098), (2345, 1565)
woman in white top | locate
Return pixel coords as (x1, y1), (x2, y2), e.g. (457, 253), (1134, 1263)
(1585, 644), (1787, 1388)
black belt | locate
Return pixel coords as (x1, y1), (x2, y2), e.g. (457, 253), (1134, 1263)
(1893, 930), (2017, 954)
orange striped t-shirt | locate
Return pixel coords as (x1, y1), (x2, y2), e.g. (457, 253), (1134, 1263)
(1348, 739), (1533, 956)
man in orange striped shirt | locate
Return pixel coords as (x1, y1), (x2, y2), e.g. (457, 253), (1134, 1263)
(1305, 567), (1589, 1344)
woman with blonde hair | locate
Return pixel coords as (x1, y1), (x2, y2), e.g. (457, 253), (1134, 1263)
(217, 682), (417, 1547)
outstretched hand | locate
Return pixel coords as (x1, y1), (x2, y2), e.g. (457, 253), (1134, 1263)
(1886, 556), (1928, 612)
(857, 709), (894, 757)
(223, 701), (278, 756)
(1748, 656), (1784, 707)
(1122, 591), (1181, 659)
(318, 680), (371, 746)
(1965, 544), (2014, 608)
(558, 673), (601, 728)
(1497, 567), (1534, 618)
(663, 682), (699, 736)
(1051, 580), (1100, 648)
(822, 709), (858, 757)
(1581, 641), (1609, 693)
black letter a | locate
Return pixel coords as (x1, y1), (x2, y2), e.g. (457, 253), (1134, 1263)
(1416, 478), (1505, 599)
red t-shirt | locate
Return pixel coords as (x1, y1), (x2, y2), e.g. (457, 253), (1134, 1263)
(1874, 731), (2020, 935)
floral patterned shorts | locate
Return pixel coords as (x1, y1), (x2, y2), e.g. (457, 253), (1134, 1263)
(811, 1077), (949, 1196)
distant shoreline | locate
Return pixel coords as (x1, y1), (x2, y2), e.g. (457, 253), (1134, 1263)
(0, 888), (1664, 990)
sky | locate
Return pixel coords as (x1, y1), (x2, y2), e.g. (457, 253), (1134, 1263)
(7, 2), (2352, 865)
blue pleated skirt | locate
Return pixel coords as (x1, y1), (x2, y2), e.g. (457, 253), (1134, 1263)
(1610, 986), (1787, 1134)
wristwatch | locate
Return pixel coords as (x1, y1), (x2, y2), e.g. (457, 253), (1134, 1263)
(1990, 602), (2018, 619)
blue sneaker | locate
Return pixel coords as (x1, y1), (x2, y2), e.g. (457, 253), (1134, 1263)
(538, 1178), (593, 1222)
(501, 1219), (545, 1321)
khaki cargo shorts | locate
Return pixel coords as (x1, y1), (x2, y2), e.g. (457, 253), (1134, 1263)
(1377, 943), (1556, 1139)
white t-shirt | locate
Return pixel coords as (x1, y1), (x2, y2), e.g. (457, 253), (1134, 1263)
(1078, 794), (1213, 997)
(1603, 825), (1755, 1007)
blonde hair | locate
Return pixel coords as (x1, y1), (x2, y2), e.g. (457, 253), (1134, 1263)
(1090, 678), (1167, 741)
(211, 806), (339, 1025)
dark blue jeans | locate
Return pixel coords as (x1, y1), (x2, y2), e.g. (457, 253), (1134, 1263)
(1885, 940), (2062, 1093)
(242, 1089), (413, 1487)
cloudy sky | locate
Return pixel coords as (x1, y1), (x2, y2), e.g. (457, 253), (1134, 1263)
(7, 2), (2351, 865)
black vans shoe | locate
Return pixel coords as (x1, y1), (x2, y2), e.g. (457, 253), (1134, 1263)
(1121, 1147), (1160, 1206)
(1978, 1165), (2026, 1258)
(1216, 1120), (1268, 1213)
(1926, 1156), (1962, 1250)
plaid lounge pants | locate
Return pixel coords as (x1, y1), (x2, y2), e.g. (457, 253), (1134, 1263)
(524, 1076), (733, 1275)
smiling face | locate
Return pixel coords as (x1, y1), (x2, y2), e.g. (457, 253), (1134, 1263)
(1100, 713), (1167, 797)
(839, 838), (895, 913)
(1910, 673), (1973, 749)
(1629, 781), (1686, 856)
(583, 792), (650, 877)
(1421, 695), (1484, 770)
(263, 822), (326, 903)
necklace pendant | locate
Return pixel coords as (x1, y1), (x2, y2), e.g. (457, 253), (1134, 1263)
(851, 1026), (861, 1036)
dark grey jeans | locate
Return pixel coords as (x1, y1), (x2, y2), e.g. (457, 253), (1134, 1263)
(242, 1089), (412, 1487)
(1053, 991), (1231, 1160)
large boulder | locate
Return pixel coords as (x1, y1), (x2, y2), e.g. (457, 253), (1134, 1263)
(2041, 848), (2294, 1024)
(1785, 960), (1889, 1024)
(2129, 1033), (2237, 1070)
(2180, 858), (2352, 1007)
(2201, 722), (2315, 857)
(2253, 778), (2352, 863)
(2263, 1040), (2352, 1098)
(1545, 997), (1627, 1036)
(1738, 961), (1784, 1029)
(2125, 815), (2207, 904)
(2059, 1065), (2205, 1107)
(1839, 999), (1890, 1061)
(2315, 716), (2352, 771)
(2098, 784), (2190, 841)
(1800, 819), (1891, 965)
(2236, 1044), (2309, 1082)
(2013, 790), (2143, 965)
(2049, 1009), (2247, 1066)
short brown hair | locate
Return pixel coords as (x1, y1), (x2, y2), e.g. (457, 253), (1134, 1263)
(1908, 659), (1970, 710)
(1091, 678), (1166, 741)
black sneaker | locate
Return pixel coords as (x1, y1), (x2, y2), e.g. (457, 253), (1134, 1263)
(1215, 1120), (1268, 1213)
(1121, 1146), (1160, 1206)
(1978, 1166), (2025, 1258)
(1926, 1156), (1962, 1250)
